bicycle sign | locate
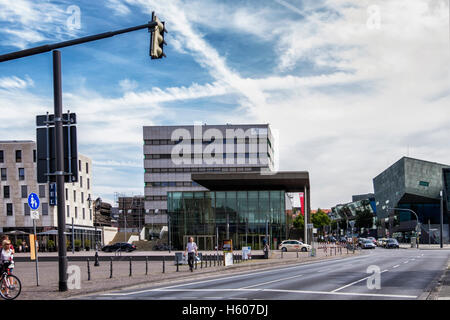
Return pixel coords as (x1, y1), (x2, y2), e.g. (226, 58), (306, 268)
(28, 193), (40, 210)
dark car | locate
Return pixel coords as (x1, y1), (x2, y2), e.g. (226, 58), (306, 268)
(102, 242), (136, 252)
(152, 243), (172, 251)
(385, 238), (399, 249)
(338, 237), (347, 243)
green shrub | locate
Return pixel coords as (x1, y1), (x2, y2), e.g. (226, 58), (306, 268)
(74, 239), (82, 248)
(48, 240), (55, 248)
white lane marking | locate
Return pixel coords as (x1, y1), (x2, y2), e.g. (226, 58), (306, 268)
(331, 270), (388, 292)
(240, 274), (303, 289)
(105, 288), (417, 299)
(100, 254), (369, 296)
(404, 261), (409, 264)
(393, 265), (400, 268)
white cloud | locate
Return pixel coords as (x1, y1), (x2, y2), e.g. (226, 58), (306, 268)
(0, 0), (80, 49)
(0, 75), (33, 89)
(106, 0), (131, 16)
(1, 0), (449, 210)
(119, 79), (138, 91)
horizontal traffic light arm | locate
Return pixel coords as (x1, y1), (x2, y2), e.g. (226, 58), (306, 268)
(0, 21), (159, 63)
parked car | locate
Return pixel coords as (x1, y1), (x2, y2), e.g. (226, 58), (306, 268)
(385, 238), (399, 249)
(338, 237), (347, 243)
(357, 238), (367, 247)
(361, 240), (376, 249)
(152, 243), (172, 251)
(102, 242), (136, 252)
(377, 238), (388, 247)
(279, 240), (311, 252)
(366, 237), (377, 245)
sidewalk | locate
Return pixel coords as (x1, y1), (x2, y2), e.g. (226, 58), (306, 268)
(427, 260), (450, 300)
(399, 243), (450, 250)
(11, 246), (364, 300)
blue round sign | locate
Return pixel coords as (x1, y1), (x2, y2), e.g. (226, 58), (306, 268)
(28, 193), (40, 210)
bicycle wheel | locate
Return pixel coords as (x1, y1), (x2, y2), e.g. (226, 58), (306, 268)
(0, 274), (21, 300)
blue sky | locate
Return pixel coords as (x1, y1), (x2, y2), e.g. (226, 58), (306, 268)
(0, 0), (449, 208)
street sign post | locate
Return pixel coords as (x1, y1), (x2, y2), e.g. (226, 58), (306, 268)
(30, 210), (39, 220)
(28, 193), (40, 286)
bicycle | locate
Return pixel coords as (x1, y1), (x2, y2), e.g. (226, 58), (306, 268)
(0, 261), (21, 300)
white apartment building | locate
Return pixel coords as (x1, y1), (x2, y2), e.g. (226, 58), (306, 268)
(0, 140), (100, 248)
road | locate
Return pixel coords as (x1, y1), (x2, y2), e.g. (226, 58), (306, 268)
(83, 248), (449, 300)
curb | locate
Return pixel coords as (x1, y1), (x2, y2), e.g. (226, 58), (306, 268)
(66, 251), (366, 300)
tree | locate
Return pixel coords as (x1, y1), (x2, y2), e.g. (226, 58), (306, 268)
(293, 214), (305, 232)
(312, 208), (331, 234)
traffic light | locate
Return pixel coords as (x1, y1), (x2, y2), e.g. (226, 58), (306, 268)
(149, 12), (166, 59)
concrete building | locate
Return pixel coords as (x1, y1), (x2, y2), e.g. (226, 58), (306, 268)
(117, 196), (145, 232)
(373, 157), (449, 243)
(0, 141), (99, 248)
(143, 124), (275, 225)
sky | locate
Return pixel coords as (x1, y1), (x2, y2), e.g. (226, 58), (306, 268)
(0, 0), (449, 209)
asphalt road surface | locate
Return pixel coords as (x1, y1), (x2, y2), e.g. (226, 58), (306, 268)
(84, 248), (449, 300)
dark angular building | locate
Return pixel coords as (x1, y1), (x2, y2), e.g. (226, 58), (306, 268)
(373, 157), (449, 243)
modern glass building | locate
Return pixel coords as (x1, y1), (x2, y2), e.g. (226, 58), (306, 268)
(167, 172), (310, 250)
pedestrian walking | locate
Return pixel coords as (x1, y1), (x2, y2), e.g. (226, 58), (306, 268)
(184, 237), (198, 272)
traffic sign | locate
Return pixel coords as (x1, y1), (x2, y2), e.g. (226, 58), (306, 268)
(31, 210), (40, 220)
(307, 223), (314, 229)
(28, 193), (40, 210)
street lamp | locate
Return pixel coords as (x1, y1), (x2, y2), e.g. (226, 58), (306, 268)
(87, 195), (100, 266)
(384, 206), (420, 249)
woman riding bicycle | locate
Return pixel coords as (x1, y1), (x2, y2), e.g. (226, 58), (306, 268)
(1, 240), (15, 298)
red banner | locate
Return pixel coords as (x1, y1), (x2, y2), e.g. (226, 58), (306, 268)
(299, 193), (304, 216)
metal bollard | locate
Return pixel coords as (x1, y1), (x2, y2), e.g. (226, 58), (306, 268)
(201, 255), (203, 268)
(129, 257), (132, 277)
(163, 255), (165, 273)
(297, 249), (299, 258)
(195, 254), (198, 270)
(145, 256), (148, 275)
(110, 257), (113, 278)
(209, 254), (212, 267)
(214, 254), (216, 267)
(176, 254), (179, 272)
(87, 258), (91, 281)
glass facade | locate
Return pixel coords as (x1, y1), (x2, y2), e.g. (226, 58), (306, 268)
(168, 190), (286, 250)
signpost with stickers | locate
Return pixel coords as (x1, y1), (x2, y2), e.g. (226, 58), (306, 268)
(28, 193), (40, 286)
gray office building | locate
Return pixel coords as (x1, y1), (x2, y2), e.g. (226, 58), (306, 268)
(143, 124), (275, 225)
(373, 157), (449, 242)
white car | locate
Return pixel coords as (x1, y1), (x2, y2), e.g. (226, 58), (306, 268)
(279, 240), (311, 252)
(361, 240), (376, 249)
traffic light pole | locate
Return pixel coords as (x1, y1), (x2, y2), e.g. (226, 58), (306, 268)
(0, 18), (164, 292)
(53, 50), (68, 291)
(0, 22), (158, 63)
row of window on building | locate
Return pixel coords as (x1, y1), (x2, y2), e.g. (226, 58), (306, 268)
(144, 153), (271, 160)
(1, 168), (26, 181)
(145, 167), (262, 173)
(145, 181), (201, 188)
(2, 202), (92, 220)
(1, 169), (90, 191)
(0, 149), (89, 173)
(2, 185), (90, 201)
(144, 138), (269, 145)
